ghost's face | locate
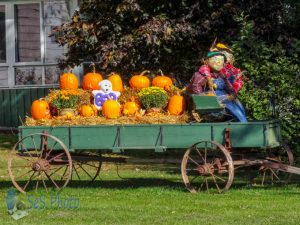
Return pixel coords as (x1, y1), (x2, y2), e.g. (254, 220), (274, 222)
(99, 80), (113, 93)
(207, 55), (224, 72)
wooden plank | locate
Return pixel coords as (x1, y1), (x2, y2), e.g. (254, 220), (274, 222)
(30, 88), (38, 103)
(10, 89), (18, 127)
(3, 89), (11, 127)
(17, 89), (26, 126)
(0, 89), (4, 125)
(23, 89), (32, 118)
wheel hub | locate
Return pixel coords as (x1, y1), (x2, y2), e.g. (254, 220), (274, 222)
(197, 164), (214, 175)
(32, 159), (50, 172)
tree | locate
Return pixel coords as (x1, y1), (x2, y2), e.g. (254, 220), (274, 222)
(52, 0), (299, 149)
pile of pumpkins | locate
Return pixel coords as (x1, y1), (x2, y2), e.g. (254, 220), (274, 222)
(31, 69), (186, 120)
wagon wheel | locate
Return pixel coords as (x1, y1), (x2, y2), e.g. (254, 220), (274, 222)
(181, 141), (234, 193)
(71, 153), (102, 183)
(8, 133), (72, 193)
(257, 142), (294, 185)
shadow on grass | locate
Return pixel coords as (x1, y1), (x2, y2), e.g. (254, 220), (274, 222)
(1, 174), (300, 194)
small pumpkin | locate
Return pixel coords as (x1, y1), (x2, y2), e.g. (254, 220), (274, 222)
(123, 99), (140, 116)
(129, 70), (150, 90)
(167, 94), (186, 115)
(102, 100), (121, 119)
(152, 70), (173, 91)
(60, 72), (79, 90)
(31, 99), (51, 120)
(206, 92), (216, 96)
(108, 72), (123, 92)
(82, 68), (103, 91)
(80, 104), (97, 117)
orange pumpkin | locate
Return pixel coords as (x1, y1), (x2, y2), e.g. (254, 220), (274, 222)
(152, 70), (173, 91)
(167, 95), (186, 115)
(129, 70), (150, 90)
(82, 72), (103, 90)
(31, 99), (51, 120)
(102, 100), (121, 119)
(80, 104), (97, 117)
(123, 100), (140, 116)
(60, 72), (79, 90)
(108, 72), (123, 92)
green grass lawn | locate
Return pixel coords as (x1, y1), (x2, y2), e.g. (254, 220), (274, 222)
(1, 133), (300, 225)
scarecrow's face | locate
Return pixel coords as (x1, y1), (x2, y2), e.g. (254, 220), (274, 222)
(207, 55), (224, 71)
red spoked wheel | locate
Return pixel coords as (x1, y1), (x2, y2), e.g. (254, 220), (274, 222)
(71, 152), (102, 183)
(8, 133), (73, 193)
(257, 142), (294, 185)
(181, 141), (234, 193)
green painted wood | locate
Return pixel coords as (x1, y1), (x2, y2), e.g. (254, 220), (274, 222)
(192, 95), (224, 113)
(18, 120), (282, 151)
(163, 124), (212, 148)
(23, 89), (31, 119)
(0, 91), (4, 126)
(10, 89), (18, 127)
(70, 126), (118, 150)
(0, 87), (53, 127)
(3, 89), (12, 127)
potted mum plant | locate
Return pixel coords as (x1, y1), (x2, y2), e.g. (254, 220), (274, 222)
(138, 87), (169, 113)
(49, 90), (80, 116)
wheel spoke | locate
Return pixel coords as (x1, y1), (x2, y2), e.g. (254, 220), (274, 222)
(73, 165), (81, 180)
(187, 156), (200, 167)
(190, 175), (201, 183)
(269, 169), (280, 180)
(204, 178), (209, 191)
(60, 166), (69, 180)
(195, 148), (205, 163)
(48, 152), (65, 163)
(41, 172), (48, 192)
(31, 136), (39, 157)
(204, 142), (208, 164)
(77, 163), (94, 180)
(83, 162), (100, 168)
(35, 177), (39, 192)
(211, 173), (221, 193)
(23, 171), (37, 191)
(15, 169), (33, 180)
(44, 171), (60, 189)
(213, 174), (226, 183)
(19, 143), (34, 161)
(44, 141), (58, 160)
(48, 165), (65, 177)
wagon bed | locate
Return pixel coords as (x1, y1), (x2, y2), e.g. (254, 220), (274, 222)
(18, 119), (281, 152)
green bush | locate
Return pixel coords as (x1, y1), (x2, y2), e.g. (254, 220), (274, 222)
(232, 15), (300, 151)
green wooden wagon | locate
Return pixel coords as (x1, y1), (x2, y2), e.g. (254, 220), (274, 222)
(7, 95), (299, 193)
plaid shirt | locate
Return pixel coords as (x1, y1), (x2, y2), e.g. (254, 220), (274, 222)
(220, 63), (243, 93)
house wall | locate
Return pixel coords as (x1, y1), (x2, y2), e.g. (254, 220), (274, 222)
(0, 87), (53, 127)
(0, 0), (81, 128)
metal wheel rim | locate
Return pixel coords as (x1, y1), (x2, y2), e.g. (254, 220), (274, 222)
(181, 141), (234, 193)
(8, 133), (73, 193)
(259, 142), (294, 185)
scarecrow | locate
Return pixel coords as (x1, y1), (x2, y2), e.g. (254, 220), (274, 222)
(191, 42), (247, 122)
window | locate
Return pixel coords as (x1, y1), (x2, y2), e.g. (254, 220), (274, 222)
(0, 0), (79, 88)
(15, 4), (41, 62)
(44, 0), (70, 63)
(0, 5), (5, 63)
